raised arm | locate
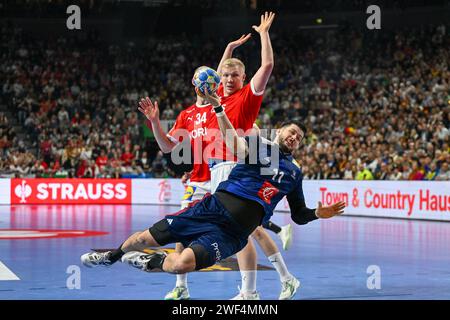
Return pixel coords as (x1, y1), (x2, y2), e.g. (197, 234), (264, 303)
(204, 91), (248, 159)
(138, 97), (176, 154)
(251, 11), (275, 93)
(217, 34), (252, 74)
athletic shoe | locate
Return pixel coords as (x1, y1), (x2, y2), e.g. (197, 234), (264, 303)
(230, 287), (261, 300)
(279, 276), (300, 300)
(164, 286), (190, 300)
(81, 251), (113, 268)
(278, 224), (293, 251)
(121, 251), (167, 272)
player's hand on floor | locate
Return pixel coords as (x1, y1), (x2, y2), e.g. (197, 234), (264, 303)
(138, 97), (159, 122)
(315, 201), (345, 219)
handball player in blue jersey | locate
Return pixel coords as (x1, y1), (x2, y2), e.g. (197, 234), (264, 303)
(80, 93), (345, 287)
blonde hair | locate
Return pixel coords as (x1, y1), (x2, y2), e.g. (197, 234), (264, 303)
(221, 58), (245, 74)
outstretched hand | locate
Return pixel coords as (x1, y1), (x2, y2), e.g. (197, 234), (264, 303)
(228, 33), (252, 50)
(138, 97), (159, 123)
(252, 11), (275, 34)
(315, 201), (346, 219)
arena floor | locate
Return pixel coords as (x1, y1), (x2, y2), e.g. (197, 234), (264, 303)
(1, 204), (449, 300)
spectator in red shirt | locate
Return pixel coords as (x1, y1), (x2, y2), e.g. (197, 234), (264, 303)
(120, 145), (134, 167)
(95, 149), (109, 170)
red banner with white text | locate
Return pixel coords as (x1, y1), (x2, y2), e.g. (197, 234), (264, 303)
(10, 179), (132, 204)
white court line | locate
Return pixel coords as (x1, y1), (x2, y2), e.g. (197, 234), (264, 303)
(0, 261), (20, 280)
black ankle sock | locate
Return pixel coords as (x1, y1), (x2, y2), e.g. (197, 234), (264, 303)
(264, 221), (282, 234)
(108, 244), (125, 264)
(147, 253), (166, 270)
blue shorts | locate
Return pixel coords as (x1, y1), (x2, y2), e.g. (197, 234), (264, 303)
(151, 194), (249, 268)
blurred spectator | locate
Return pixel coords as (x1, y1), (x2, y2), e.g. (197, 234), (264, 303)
(0, 21), (448, 180)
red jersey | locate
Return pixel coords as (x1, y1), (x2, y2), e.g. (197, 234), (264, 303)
(211, 79), (264, 160)
(167, 103), (214, 182)
(166, 79), (264, 182)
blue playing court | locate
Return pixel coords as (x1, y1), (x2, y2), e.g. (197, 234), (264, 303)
(1, 204), (450, 300)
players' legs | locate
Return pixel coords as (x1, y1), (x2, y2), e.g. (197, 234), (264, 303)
(162, 247), (196, 274)
(234, 237), (259, 299)
(121, 229), (160, 252)
(174, 242), (187, 283)
(263, 221), (293, 251)
(81, 229), (162, 267)
(166, 183), (210, 299)
(252, 226), (292, 281)
(164, 242), (191, 300)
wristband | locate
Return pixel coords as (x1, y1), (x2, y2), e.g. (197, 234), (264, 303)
(213, 105), (225, 117)
(213, 105), (224, 113)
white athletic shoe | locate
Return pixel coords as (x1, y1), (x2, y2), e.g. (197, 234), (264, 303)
(81, 251), (113, 268)
(121, 251), (167, 272)
(279, 276), (300, 300)
(278, 224), (293, 251)
(164, 286), (190, 300)
(230, 287), (261, 300)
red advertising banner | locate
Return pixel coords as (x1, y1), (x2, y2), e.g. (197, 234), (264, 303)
(11, 179), (132, 204)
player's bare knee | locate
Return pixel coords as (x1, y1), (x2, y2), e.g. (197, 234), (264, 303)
(136, 231), (152, 246)
(172, 259), (193, 274)
(252, 226), (265, 241)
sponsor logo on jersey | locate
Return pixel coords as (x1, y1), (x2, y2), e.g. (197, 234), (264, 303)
(11, 179), (131, 204)
(258, 181), (279, 204)
(211, 242), (222, 261)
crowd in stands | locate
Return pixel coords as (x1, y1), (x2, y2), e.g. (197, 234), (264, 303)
(0, 20), (448, 180)
(2, 0), (448, 17)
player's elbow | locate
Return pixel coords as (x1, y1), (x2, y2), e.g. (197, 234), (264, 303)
(161, 147), (173, 154)
(161, 142), (176, 154)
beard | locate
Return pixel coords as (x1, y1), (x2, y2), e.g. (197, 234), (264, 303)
(277, 138), (291, 154)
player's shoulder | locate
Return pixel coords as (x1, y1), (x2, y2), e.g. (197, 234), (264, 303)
(291, 159), (304, 180)
(177, 104), (197, 117)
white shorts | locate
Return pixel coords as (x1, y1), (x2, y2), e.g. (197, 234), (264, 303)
(209, 160), (237, 193)
(180, 181), (211, 209)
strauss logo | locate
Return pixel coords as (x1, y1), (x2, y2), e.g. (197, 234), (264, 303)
(14, 180), (32, 203)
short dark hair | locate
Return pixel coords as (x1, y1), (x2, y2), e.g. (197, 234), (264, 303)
(279, 120), (307, 136)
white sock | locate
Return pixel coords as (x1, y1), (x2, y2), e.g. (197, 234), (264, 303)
(240, 270), (257, 293)
(175, 273), (188, 288)
(268, 252), (292, 282)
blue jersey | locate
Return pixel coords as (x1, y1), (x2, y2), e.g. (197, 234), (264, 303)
(216, 135), (307, 225)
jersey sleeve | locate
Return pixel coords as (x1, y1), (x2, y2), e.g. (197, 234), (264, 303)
(286, 174), (318, 225)
(216, 83), (224, 97)
(240, 80), (264, 129)
(167, 112), (186, 144)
